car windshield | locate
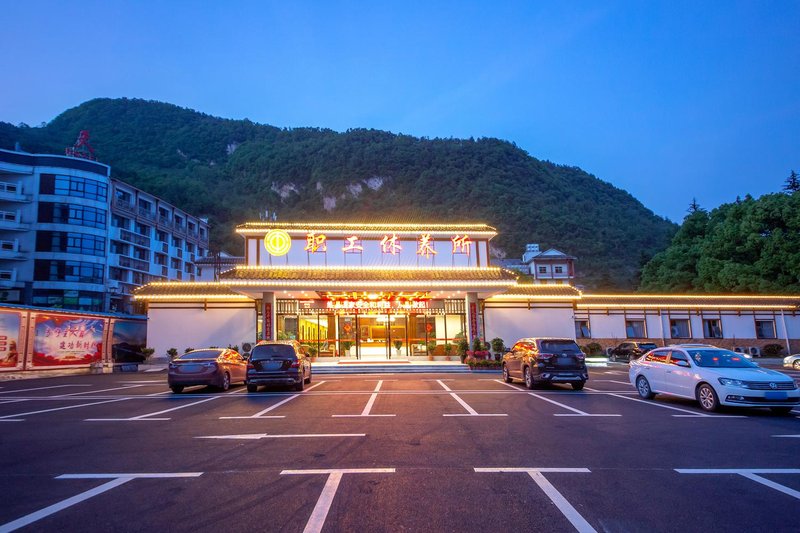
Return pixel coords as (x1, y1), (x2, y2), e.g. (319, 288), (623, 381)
(251, 344), (295, 360)
(176, 350), (221, 361)
(639, 343), (657, 351)
(540, 341), (581, 354)
(688, 349), (758, 368)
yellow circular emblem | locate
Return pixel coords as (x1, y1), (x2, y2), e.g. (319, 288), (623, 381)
(264, 230), (291, 256)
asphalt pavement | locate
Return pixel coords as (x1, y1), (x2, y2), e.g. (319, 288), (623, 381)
(0, 364), (798, 532)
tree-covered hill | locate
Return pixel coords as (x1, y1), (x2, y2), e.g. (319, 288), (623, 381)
(0, 98), (677, 289)
(640, 193), (800, 293)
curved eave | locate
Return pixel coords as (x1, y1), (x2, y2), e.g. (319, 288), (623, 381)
(235, 221), (497, 237)
(133, 282), (253, 302)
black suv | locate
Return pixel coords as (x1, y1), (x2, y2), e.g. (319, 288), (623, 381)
(608, 341), (658, 363)
(246, 341), (311, 392)
(502, 338), (588, 390)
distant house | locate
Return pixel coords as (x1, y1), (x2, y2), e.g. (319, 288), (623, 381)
(195, 251), (245, 281)
(495, 243), (576, 285)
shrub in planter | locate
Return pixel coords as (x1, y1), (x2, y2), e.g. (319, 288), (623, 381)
(762, 343), (784, 357)
(581, 342), (603, 356)
(458, 338), (469, 363)
(167, 348), (178, 360)
(444, 343), (453, 360)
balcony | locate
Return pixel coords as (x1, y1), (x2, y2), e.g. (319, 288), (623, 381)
(0, 269), (17, 287)
(173, 224), (187, 237)
(0, 182), (29, 203)
(0, 211), (28, 231)
(116, 255), (150, 272)
(137, 207), (156, 222)
(112, 197), (136, 215)
(119, 228), (151, 248)
(157, 216), (173, 230)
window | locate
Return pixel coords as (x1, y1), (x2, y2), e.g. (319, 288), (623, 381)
(138, 198), (152, 211)
(645, 350), (669, 364)
(40, 174), (108, 202)
(554, 266), (563, 274)
(135, 223), (151, 237)
(669, 319), (691, 338)
(38, 202), (106, 230)
(669, 351), (690, 366)
(31, 289), (104, 312)
(538, 266), (547, 274)
(36, 231), (106, 257)
(172, 236), (182, 248)
(575, 320), (590, 338)
(755, 320), (776, 339)
(625, 320), (646, 338)
(156, 230), (168, 243)
(703, 319), (722, 339)
(111, 215), (129, 229)
(34, 260), (104, 284)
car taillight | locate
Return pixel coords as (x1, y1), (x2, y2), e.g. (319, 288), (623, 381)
(575, 353), (585, 360)
(247, 363), (254, 370)
(289, 360), (300, 368)
(537, 353), (554, 361)
(203, 362), (217, 368)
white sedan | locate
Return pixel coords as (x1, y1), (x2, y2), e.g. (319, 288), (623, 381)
(629, 345), (799, 414)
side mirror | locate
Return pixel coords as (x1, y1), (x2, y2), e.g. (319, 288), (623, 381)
(675, 360), (690, 368)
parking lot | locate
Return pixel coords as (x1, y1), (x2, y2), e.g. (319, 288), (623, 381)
(1, 364), (799, 532)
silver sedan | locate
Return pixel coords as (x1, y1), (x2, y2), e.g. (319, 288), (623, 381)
(783, 354), (800, 370)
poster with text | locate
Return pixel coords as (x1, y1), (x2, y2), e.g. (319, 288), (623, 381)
(33, 315), (103, 366)
(0, 311), (21, 369)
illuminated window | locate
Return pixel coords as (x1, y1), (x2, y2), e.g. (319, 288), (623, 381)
(575, 320), (590, 338)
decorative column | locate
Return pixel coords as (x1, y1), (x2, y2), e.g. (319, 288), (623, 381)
(262, 292), (275, 341)
(465, 292), (483, 345)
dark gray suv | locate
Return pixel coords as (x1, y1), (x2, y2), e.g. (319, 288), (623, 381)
(502, 337), (588, 390)
(246, 341), (311, 392)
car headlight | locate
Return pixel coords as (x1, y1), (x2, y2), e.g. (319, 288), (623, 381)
(718, 377), (745, 387)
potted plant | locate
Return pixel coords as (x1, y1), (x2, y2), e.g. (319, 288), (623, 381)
(426, 341), (437, 361)
(308, 345), (318, 361)
(490, 338), (505, 361)
(341, 340), (354, 357)
(457, 338), (469, 363)
(444, 343), (453, 361)
(393, 340), (403, 358)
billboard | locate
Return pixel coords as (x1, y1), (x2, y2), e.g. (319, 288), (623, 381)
(32, 315), (103, 366)
(0, 311), (21, 369)
(111, 320), (147, 362)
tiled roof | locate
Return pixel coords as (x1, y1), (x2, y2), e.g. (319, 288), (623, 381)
(490, 284), (582, 299)
(133, 283), (249, 299)
(578, 294), (800, 309)
(220, 266), (517, 283)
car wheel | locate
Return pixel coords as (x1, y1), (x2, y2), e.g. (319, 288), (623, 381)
(502, 364), (513, 383)
(610, 354), (616, 363)
(793, 360), (800, 370)
(572, 381), (585, 391)
(636, 376), (655, 399)
(220, 372), (230, 391)
(305, 368), (312, 384)
(294, 372), (305, 391)
(246, 384), (257, 393)
(524, 366), (536, 389)
(170, 385), (183, 394)
(771, 406), (794, 416)
(696, 383), (720, 412)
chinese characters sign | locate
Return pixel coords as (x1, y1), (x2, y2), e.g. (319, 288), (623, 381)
(32, 315), (103, 366)
(326, 299), (429, 312)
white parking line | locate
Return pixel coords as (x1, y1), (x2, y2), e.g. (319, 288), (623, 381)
(0, 472), (202, 533)
(53, 385), (146, 397)
(197, 433), (366, 440)
(772, 434), (800, 438)
(475, 468), (595, 532)
(0, 398), (130, 421)
(608, 393), (746, 418)
(220, 381), (326, 419)
(437, 379), (506, 417)
(280, 469), (395, 533)
(676, 469), (800, 500)
(594, 380), (632, 386)
(0, 384), (90, 395)
(332, 380), (396, 417)
(528, 393), (621, 417)
(85, 397), (219, 421)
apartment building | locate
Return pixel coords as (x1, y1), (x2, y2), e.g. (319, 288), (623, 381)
(0, 148), (209, 313)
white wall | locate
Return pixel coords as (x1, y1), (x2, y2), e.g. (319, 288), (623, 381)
(147, 306), (256, 358)
(484, 307), (575, 346)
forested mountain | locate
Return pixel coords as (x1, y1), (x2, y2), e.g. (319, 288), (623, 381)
(0, 98), (677, 289)
(640, 193), (800, 293)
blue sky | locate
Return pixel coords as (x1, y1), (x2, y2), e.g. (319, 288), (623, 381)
(1, 1), (798, 222)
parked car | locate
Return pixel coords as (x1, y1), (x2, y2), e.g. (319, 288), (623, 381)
(608, 341), (659, 363)
(783, 354), (800, 370)
(246, 340), (311, 392)
(502, 337), (588, 390)
(629, 344), (800, 414)
(168, 348), (247, 393)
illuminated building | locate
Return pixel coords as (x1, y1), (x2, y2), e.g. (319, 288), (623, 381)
(135, 222), (800, 360)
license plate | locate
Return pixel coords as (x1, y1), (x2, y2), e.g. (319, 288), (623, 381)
(265, 361), (283, 370)
(765, 391), (788, 400)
